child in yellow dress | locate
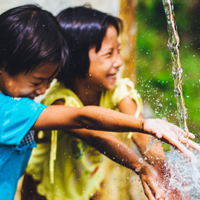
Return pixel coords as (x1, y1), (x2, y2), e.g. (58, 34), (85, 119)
(22, 6), (194, 200)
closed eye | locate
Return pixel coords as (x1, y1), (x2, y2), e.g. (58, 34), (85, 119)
(31, 82), (42, 86)
(31, 78), (53, 87)
(104, 50), (113, 57)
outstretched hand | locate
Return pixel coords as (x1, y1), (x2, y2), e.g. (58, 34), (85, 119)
(139, 163), (166, 200)
(143, 119), (200, 158)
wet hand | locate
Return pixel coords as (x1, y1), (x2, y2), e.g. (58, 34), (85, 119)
(139, 163), (166, 200)
(143, 118), (200, 159)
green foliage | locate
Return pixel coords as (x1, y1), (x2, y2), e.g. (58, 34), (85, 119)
(137, 0), (200, 139)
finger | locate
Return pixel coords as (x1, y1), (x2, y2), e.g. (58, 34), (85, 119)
(153, 130), (163, 139)
(188, 139), (200, 152)
(187, 132), (195, 139)
(173, 138), (199, 158)
(146, 179), (166, 200)
(181, 130), (195, 139)
(169, 125), (195, 139)
(170, 138), (195, 159)
(178, 137), (189, 144)
(169, 127), (199, 152)
(163, 132), (193, 156)
(143, 181), (156, 200)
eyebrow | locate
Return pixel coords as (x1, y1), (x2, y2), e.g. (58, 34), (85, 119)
(33, 66), (61, 81)
(101, 44), (121, 54)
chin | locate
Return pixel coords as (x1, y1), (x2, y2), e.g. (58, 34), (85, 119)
(29, 96), (35, 100)
(106, 84), (116, 91)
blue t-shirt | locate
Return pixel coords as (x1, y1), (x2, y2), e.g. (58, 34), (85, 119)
(0, 93), (47, 200)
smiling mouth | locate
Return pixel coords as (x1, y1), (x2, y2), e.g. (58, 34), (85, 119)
(106, 74), (117, 82)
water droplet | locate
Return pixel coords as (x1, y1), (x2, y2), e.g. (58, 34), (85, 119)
(174, 88), (180, 97)
(139, 158), (143, 163)
(179, 68), (183, 73)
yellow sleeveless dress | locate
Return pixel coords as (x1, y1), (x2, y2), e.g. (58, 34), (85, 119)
(26, 78), (147, 200)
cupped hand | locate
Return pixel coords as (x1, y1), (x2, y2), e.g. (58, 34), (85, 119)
(143, 119), (200, 158)
(139, 163), (166, 200)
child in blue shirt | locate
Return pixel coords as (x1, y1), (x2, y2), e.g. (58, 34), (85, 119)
(0, 94), (47, 199)
(0, 4), (199, 200)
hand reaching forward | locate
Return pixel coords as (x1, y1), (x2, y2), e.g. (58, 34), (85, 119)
(143, 119), (200, 158)
(139, 163), (166, 200)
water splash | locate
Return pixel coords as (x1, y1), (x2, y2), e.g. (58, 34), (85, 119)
(164, 147), (200, 199)
(144, 136), (155, 154)
(162, 0), (189, 141)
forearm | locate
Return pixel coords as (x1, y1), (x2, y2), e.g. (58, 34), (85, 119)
(66, 128), (150, 174)
(132, 132), (168, 165)
(33, 105), (145, 133)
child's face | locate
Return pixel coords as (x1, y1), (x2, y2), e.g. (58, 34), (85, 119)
(87, 25), (123, 91)
(0, 62), (59, 99)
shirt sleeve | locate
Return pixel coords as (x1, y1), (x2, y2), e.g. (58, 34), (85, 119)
(0, 95), (47, 145)
(111, 78), (143, 117)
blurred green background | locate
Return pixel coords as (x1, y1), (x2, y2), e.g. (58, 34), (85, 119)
(137, 0), (200, 142)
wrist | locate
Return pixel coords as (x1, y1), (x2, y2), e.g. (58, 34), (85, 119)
(131, 159), (150, 175)
(138, 118), (145, 133)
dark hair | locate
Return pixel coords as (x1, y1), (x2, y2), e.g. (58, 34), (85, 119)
(56, 6), (122, 81)
(0, 4), (69, 76)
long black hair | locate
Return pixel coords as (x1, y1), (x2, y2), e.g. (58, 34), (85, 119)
(56, 6), (122, 82)
(0, 4), (69, 76)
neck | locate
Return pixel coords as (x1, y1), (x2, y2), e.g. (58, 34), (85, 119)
(67, 79), (101, 106)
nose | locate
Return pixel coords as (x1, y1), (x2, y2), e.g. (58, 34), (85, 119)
(35, 80), (51, 95)
(113, 53), (123, 69)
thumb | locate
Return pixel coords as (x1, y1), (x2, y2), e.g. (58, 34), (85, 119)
(153, 129), (162, 139)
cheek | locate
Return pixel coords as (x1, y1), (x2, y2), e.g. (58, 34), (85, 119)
(20, 87), (35, 94)
(7, 81), (34, 96)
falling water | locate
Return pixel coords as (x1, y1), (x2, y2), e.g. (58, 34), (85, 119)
(162, 0), (189, 140)
(161, 1), (200, 199)
(162, 147), (200, 199)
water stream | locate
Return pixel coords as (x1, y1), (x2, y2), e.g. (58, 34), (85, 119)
(162, 0), (189, 140)
(161, 0), (200, 199)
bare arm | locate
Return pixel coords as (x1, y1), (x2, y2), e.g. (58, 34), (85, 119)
(32, 103), (199, 157)
(66, 128), (166, 200)
(32, 105), (144, 132)
(118, 95), (167, 165)
(67, 128), (150, 171)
